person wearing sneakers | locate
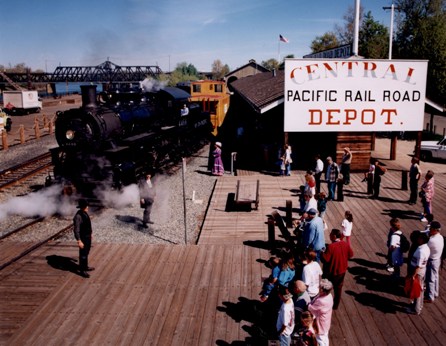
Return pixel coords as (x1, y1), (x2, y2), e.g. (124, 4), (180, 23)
(425, 221), (444, 303)
(386, 218), (404, 277)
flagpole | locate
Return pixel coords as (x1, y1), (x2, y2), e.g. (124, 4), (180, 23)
(278, 40), (281, 63)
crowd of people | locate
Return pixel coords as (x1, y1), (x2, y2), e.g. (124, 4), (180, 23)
(258, 171), (356, 345)
(386, 216), (444, 316)
(258, 149), (443, 345)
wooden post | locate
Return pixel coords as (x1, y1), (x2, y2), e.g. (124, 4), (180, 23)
(48, 120), (54, 134)
(286, 200), (293, 228)
(34, 118), (40, 139)
(19, 125), (25, 144)
(2, 131), (8, 150)
(267, 217), (275, 248)
(401, 170), (408, 190)
(390, 133), (397, 160)
(43, 114), (48, 128)
(414, 131), (422, 159)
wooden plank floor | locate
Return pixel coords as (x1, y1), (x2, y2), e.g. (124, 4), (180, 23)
(1, 138), (446, 346)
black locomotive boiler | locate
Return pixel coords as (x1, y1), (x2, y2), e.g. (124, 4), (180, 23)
(49, 84), (211, 196)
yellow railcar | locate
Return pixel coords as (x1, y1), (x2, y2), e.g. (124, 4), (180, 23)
(188, 80), (230, 136)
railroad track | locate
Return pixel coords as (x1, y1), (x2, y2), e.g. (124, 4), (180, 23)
(0, 207), (103, 271)
(0, 152), (53, 190)
(0, 220), (73, 271)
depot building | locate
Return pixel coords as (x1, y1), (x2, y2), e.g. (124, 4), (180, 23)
(223, 59), (429, 172)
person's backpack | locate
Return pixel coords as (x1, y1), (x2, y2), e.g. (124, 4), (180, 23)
(397, 233), (410, 253)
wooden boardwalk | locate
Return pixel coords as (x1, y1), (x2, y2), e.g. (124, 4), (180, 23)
(1, 138), (446, 345)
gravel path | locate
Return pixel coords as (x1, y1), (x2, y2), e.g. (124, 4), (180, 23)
(1, 139), (219, 245)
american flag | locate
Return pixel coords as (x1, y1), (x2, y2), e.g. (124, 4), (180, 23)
(279, 34), (289, 43)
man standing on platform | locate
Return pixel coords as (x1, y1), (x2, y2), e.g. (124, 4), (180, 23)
(340, 147), (352, 185)
(322, 228), (353, 310)
(73, 199), (94, 278)
(302, 208), (326, 262)
(408, 157), (421, 205)
(425, 221), (444, 303)
(314, 154), (324, 194)
(325, 157), (339, 201)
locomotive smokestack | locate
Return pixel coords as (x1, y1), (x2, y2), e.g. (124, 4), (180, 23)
(80, 85), (98, 109)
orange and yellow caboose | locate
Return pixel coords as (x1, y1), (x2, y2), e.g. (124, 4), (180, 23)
(188, 80), (230, 137)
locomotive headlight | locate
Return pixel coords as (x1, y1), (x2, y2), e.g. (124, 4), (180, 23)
(65, 130), (75, 140)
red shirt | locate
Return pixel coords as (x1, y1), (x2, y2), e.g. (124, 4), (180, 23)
(322, 240), (353, 276)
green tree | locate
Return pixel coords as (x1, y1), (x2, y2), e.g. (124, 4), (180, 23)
(359, 11), (389, 58)
(168, 62), (199, 86)
(261, 58), (279, 71)
(211, 59), (230, 80)
(394, 0), (446, 104)
(310, 32), (339, 53)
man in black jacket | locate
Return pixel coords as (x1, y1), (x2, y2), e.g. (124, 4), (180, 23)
(73, 199), (94, 278)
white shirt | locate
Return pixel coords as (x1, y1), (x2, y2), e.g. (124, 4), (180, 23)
(303, 197), (318, 213)
(411, 243), (430, 269)
(276, 300), (295, 336)
(315, 159), (324, 174)
(428, 233), (444, 261)
(302, 261), (322, 297)
(390, 230), (404, 266)
(341, 219), (353, 237)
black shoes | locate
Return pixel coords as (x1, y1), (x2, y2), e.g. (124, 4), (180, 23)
(142, 221), (154, 228)
(79, 271), (90, 278)
(79, 267), (94, 278)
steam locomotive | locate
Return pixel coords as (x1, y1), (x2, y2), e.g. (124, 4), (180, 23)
(49, 84), (212, 196)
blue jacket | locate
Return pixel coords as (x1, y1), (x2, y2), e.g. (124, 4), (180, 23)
(303, 216), (325, 251)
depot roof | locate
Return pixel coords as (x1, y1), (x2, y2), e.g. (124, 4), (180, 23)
(230, 70), (284, 114)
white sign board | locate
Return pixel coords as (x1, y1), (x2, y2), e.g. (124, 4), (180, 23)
(284, 59), (428, 132)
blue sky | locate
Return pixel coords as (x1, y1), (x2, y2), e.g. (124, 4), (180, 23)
(1, 0), (394, 73)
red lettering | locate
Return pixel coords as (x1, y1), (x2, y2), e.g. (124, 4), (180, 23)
(305, 64), (321, 81)
(343, 109), (357, 124)
(362, 109), (375, 124)
(327, 109), (341, 125)
(309, 109), (323, 124)
(381, 109), (398, 124)
(404, 67), (416, 85)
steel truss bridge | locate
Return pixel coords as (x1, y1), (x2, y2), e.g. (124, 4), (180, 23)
(0, 61), (163, 87)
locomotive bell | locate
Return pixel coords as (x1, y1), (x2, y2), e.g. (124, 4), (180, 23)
(80, 85), (98, 109)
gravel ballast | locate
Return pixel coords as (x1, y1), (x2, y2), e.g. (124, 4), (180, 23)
(1, 140), (218, 245)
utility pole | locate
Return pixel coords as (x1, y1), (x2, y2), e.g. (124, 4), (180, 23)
(353, 0), (360, 56)
(383, 4), (401, 59)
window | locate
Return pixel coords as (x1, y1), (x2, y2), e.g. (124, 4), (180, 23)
(214, 84), (223, 93)
(193, 84), (201, 93)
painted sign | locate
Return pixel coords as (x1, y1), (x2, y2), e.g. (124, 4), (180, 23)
(284, 59), (428, 132)
(303, 44), (353, 59)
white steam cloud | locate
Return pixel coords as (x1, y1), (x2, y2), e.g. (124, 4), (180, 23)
(140, 78), (167, 92)
(0, 184), (75, 220)
(95, 184), (139, 209)
(0, 183), (144, 221)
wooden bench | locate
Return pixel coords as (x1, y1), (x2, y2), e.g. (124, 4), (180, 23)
(271, 210), (292, 242)
(234, 179), (259, 211)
